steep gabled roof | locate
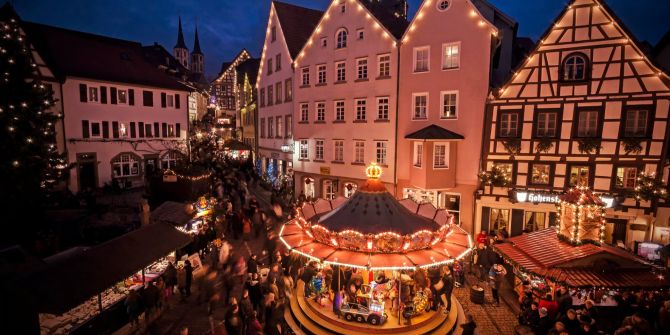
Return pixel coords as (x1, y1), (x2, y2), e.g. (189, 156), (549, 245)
(236, 58), (261, 86)
(273, 1), (324, 60)
(405, 125), (465, 140)
(360, 0), (409, 40)
(192, 26), (203, 55)
(23, 22), (188, 90)
(215, 49), (251, 81)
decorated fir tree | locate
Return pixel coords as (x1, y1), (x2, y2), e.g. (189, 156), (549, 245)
(0, 8), (69, 241)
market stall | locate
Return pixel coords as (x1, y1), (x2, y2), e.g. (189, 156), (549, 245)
(220, 139), (251, 160)
(30, 223), (191, 335)
(279, 163), (472, 334)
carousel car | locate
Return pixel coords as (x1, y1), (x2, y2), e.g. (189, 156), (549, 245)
(340, 302), (388, 325)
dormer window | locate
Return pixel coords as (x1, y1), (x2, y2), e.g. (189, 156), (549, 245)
(336, 29), (348, 49)
(562, 53), (588, 81)
(437, 0), (451, 11)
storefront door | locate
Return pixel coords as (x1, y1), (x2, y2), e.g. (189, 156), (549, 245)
(77, 153), (97, 191)
(510, 209), (524, 237)
(610, 218), (628, 246)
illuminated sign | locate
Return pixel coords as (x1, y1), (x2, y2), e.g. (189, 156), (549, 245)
(513, 190), (615, 208)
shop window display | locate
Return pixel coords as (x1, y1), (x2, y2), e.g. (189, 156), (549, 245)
(530, 164), (550, 185)
(524, 212), (545, 232)
(569, 165), (590, 187)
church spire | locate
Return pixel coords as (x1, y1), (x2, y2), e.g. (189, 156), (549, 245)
(174, 16), (187, 50)
(192, 25), (203, 55)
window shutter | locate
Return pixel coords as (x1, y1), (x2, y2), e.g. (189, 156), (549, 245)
(175, 123), (181, 138)
(128, 89), (135, 105)
(175, 94), (181, 109)
(143, 91), (153, 106)
(100, 86), (108, 104)
(480, 207), (490, 234)
(145, 124), (152, 137)
(511, 209), (524, 237)
(102, 121), (109, 138)
(160, 93), (167, 108)
(130, 122), (136, 138)
(138, 122), (145, 138)
(154, 122), (159, 137)
(162, 123), (167, 137)
(79, 84), (88, 102)
(82, 120), (90, 138)
(110, 87), (117, 104)
(112, 121), (119, 138)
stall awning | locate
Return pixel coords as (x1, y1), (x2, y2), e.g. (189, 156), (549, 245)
(405, 125), (464, 140)
(223, 140), (251, 151)
(151, 201), (191, 226)
(28, 223), (191, 314)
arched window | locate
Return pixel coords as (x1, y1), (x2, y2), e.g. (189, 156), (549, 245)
(112, 153), (140, 178)
(437, 0), (450, 11)
(336, 29), (348, 49)
(161, 151), (183, 170)
(562, 53), (588, 81)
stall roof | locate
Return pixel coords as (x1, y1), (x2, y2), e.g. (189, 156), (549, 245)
(223, 140), (251, 151)
(150, 201), (191, 226)
(28, 223), (191, 314)
(493, 228), (670, 288)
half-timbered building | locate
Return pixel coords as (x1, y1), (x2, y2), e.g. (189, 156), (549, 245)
(477, 0), (670, 248)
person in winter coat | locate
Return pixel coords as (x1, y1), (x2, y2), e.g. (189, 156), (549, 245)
(142, 282), (159, 319)
(460, 314), (477, 335)
(184, 260), (193, 297)
(164, 262), (177, 299)
(242, 217), (252, 240)
(539, 294), (559, 321)
(489, 263), (507, 306)
(225, 303), (243, 335)
(247, 254), (258, 275)
(246, 311), (262, 335)
(177, 265), (187, 301)
(440, 267), (455, 313)
(125, 289), (141, 328)
(535, 307), (552, 335)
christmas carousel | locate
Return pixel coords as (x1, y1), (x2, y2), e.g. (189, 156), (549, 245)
(279, 163), (473, 334)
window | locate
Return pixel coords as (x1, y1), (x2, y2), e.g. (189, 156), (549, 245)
(260, 88), (265, 107)
(433, 143), (449, 168)
(299, 140), (309, 160)
(118, 89), (127, 104)
(615, 167), (638, 189)
(316, 102), (326, 122)
(88, 87), (99, 102)
(334, 140), (344, 161)
(271, 26), (276, 42)
(498, 111), (520, 138)
(354, 141), (365, 163)
(569, 165), (590, 187)
(536, 110), (558, 137)
(318, 65), (327, 84)
(112, 154), (139, 178)
(530, 163), (551, 185)
(268, 117), (274, 138)
(166, 95), (174, 107)
(323, 180), (336, 200)
(168, 124), (175, 137)
(355, 99), (366, 120)
(119, 123), (128, 137)
(344, 183), (357, 198)
(490, 208), (509, 233)
(562, 53), (588, 81)
(414, 143), (423, 167)
(321, 37), (327, 48)
(377, 97), (389, 120)
(340, 2), (346, 13)
(492, 162), (514, 182)
(437, 0), (451, 11)
(260, 118), (266, 138)
(285, 115), (292, 137)
(413, 94), (428, 119)
(378, 54), (391, 77)
(267, 85), (274, 106)
(357, 58), (368, 80)
(335, 101), (345, 121)
(524, 212), (546, 233)
(275, 82), (282, 104)
(267, 58), (273, 75)
(285, 79), (292, 101)
(161, 151), (180, 170)
(376, 142), (387, 165)
(414, 46), (430, 72)
(357, 29), (364, 40)
(276, 116), (283, 138)
(576, 110), (599, 137)
(624, 109), (649, 137)
(336, 29), (348, 49)
(90, 121), (102, 138)
(315, 140), (324, 161)
(300, 103), (309, 122)
(301, 67), (310, 86)
(336, 61), (346, 82)
(275, 54), (281, 71)
(442, 43), (460, 70)
(440, 91), (457, 119)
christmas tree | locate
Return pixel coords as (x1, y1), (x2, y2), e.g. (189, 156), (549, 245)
(0, 6), (69, 242)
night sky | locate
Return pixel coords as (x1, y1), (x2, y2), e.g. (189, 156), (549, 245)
(12, 0), (670, 79)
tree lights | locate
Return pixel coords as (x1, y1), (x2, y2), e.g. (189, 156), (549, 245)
(634, 171), (668, 203)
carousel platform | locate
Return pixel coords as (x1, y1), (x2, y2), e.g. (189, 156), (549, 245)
(287, 280), (461, 335)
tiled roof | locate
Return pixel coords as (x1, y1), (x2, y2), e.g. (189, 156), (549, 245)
(273, 1), (323, 60)
(360, 0), (409, 40)
(493, 229), (670, 288)
(405, 125), (465, 140)
(23, 22), (188, 90)
(236, 58), (260, 86)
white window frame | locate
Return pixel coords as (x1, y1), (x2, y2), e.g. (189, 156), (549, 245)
(299, 140), (309, 160)
(378, 54), (391, 77)
(334, 140), (344, 162)
(616, 167), (638, 190)
(376, 141), (387, 165)
(499, 111), (520, 138)
(315, 139), (325, 161)
(624, 109), (648, 138)
(335, 100), (345, 121)
(356, 58), (368, 80)
(437, 0), (451, 11)
(112, 153), (140, 178)
(536, 111), (558, 138)
(577, 110), (599, 137)
(377, 97), (389, 120)
(440, 91), (458, 119)
(336, 61), (346, 82)
(316, 102), (326, 122)
(412, 93), (428, 120)
(354, 141), (365, 164)
(433, 142), (449, 169)
(119, 122), (128, 138)
(317, 65), (327, 84)
(161, 151), (180, 170)
(88, 87), (99, 103)
(413, 142), (423, 168)
(336, 28), (348, 49)
(268, 116), (274, 138)
(300, 103), (309, 122)
(413, 46), (430, 73)
(355, 99), (366, 121)
(301, 67), (310, 86)
(441, 42), (460, 70)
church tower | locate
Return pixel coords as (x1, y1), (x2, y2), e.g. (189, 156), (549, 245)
(190, 25), (204, 74)
(173, 17), (189, 68)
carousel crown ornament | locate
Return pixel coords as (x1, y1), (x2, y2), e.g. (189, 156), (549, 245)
(366, 162), (383, 179)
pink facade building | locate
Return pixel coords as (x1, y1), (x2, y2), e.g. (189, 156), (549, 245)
(292, 0), (408, 199)
(257, 1), (322, 183)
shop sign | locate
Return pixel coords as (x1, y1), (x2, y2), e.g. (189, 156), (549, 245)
(271, 153), (280, 159)
(320, 166), (331, 175)
(514, 191), (560, 204)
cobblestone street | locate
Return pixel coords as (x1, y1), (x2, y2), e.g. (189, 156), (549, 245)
(453, 274), (518, 335)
